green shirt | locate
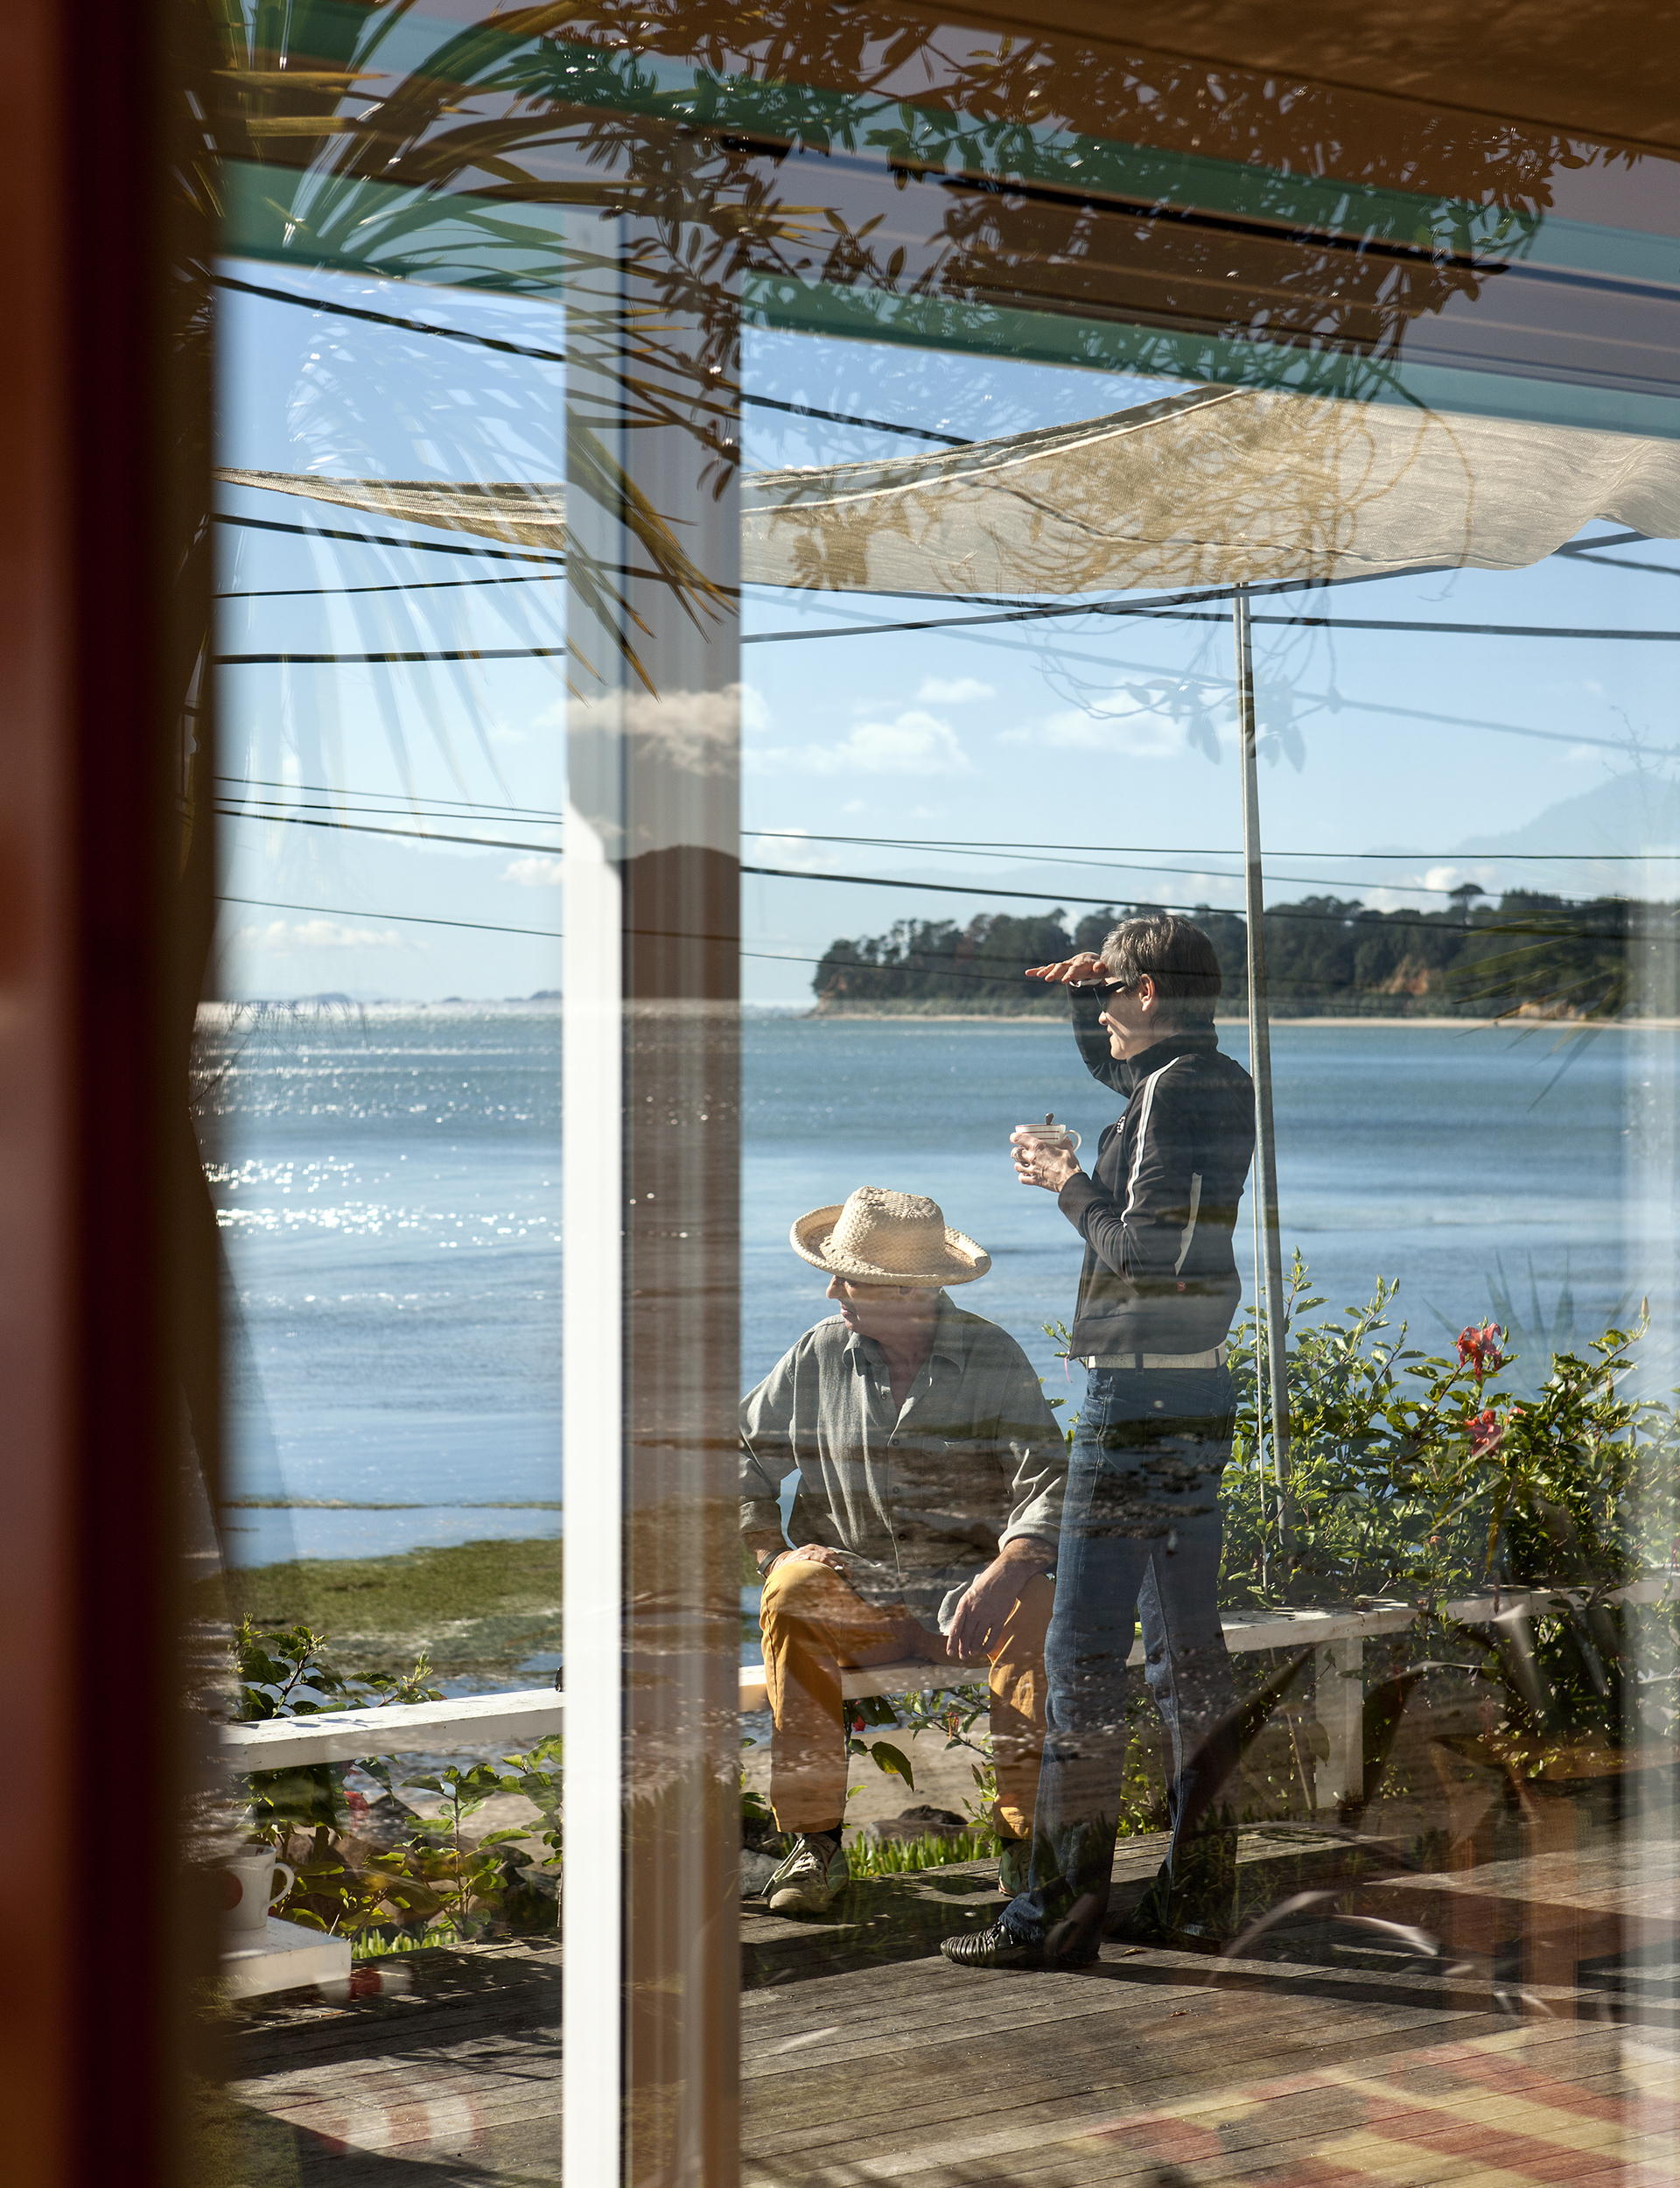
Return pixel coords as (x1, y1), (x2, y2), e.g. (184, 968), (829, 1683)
(740, 1292), (1067, 1626)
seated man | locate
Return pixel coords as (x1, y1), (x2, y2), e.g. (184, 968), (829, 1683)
(742, 1185), (1066, 1916)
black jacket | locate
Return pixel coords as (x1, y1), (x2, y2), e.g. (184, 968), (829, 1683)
(1058, 989), (1256, 1359)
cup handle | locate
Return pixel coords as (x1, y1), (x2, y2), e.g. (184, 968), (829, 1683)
(268, 1861), (297, 1910)
(1065, 1129), (1081, 1152)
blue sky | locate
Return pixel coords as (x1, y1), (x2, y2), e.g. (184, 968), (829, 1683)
(214, 263), (1680, 1006)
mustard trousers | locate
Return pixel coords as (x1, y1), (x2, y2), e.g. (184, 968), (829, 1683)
(758, 1555), (1054, 1837)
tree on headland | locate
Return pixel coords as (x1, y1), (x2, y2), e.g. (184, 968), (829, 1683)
(813, 894), (1664, 1019)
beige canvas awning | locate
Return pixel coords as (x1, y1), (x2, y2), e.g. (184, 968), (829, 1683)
(217, 379), (1680, 595)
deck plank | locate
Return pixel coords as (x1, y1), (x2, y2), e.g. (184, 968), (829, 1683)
(223, 1831), (1680, 2186)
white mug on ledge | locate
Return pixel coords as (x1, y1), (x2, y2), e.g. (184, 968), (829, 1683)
(224, 1848), (297, 1932)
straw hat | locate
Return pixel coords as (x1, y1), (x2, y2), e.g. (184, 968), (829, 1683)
(790, 1186), (990, 1287)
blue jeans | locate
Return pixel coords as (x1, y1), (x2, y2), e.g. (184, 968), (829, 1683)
(1004, 1365), (1237, 1943)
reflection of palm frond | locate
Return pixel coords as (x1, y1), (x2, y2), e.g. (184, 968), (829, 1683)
(206, 0), (1576, 628)
(1424, 1251), (1634, 1393)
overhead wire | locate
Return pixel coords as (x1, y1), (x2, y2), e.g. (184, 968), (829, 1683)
(213, 889), (1092, 987)
(208, 803), (1631, 931)
(214, 644), (568, 666)
(212, 270), (972, 445)
(219, 893), (562, 938)
(215, 793), (1678, 875)
(217, 572), (566, 601)
(738, 863), (1633, 935)
(214, 890), (1627, 972)
(214, 797), (1578, 899)
(214, 510), (566, 565)
(742, 597), (1680, 648)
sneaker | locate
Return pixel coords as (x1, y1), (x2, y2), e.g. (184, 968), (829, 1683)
(764, 1834), (849, 1916)
(940, 1917), (1099, 1971)
(997, 1837), (1031, 1899)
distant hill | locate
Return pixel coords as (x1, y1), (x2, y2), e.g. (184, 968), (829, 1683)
(1456, 771), (1680, 866)
(813, 893), (1676, 1019)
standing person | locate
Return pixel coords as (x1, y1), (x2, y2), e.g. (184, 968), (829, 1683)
(942, 913), (1256, 1970)
(742, 1186), (1067, 1916)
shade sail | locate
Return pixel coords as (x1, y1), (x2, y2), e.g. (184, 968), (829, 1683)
(217, 379), (1680, 595)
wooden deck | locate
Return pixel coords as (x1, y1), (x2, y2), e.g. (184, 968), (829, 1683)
(223, 1822), (1680, 2184)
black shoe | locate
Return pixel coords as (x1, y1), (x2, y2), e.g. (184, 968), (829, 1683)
(941, 1918), (1098, 1971)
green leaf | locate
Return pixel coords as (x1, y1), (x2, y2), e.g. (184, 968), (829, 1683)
(869, 1740), (915, 1789)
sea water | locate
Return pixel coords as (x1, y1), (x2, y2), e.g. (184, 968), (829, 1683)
(214, 1005), (1668, 1565)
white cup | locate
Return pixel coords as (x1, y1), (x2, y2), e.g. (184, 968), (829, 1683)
(1016, 1114), (1081, 1156)
(224, 1848), (297, 1932)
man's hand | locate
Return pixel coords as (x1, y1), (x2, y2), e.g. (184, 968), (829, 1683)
(1025, 952), (1108, 986)
(770, 1541), (849, 1578)
(947, 1539), (1052, 1660)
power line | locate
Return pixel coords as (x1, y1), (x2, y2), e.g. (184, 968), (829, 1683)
(744, 595), (1680, 648)
(214, 892), (1050, 978)
(214, 807), (565, 855)
(215, 802), (1674, 894)
(213, 272), (571, 366)
(212, 271), (970, 445)
(230, 796), (560, 830)
(210, 851), (1634, 952)
(744, 393), (970, 444)
(216, 572), (565, 601)
(1556, 548), (1680, 579)
(219, 893), (562, 938)
(750, 597), (1678, 761)
(741, 837), (1649, 894)
(746, 828), (1680, 863)
(211, 895), (1057, 985)
(743, 864), (1634, 936)
(220, 797), (1503, 899)
(214, 510), (566, 565)
(206, 528), (1662, 612)
(210, 594), (1680, 664)
(214, 645), (567, 666)
(222, 775), (566, 820)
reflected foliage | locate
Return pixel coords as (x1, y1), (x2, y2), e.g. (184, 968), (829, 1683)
(232, 1619), (567, 1947)
(1220, 1256), (1680, 1609)
(198, 0), (1647, 650)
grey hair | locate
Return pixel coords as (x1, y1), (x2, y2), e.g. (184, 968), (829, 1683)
(1100, 912), (1222, 1024)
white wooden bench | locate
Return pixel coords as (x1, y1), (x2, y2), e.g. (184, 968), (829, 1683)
(220, 1580), (1669, 1816)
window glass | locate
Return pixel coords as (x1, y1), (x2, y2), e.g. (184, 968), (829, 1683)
(200, 9), (1680, 2181)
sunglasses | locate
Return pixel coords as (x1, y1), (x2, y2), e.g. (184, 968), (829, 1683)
(1092, 974), (1150, 1001)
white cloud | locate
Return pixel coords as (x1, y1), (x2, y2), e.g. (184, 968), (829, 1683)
(1357, 887), (1413, 913)
(237, 919), (412, 952)
(761, 708), (968, 776)
(506, 855), (564, 887)
(760, 829), (841, 873)
(998, 678), (1228, 764)
(575, 684), (744, 772)
(914, 676), (993, 704)
(1002, 700), (1187, 760)
(1422, 864), (1498, 896)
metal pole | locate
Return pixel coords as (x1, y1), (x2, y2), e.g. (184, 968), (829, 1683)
(1235, 586), (1293, 1551)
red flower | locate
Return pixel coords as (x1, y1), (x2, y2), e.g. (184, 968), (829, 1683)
(1457, 1322), (1505, 1376)
(1468, 1407), (1502, 1454)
